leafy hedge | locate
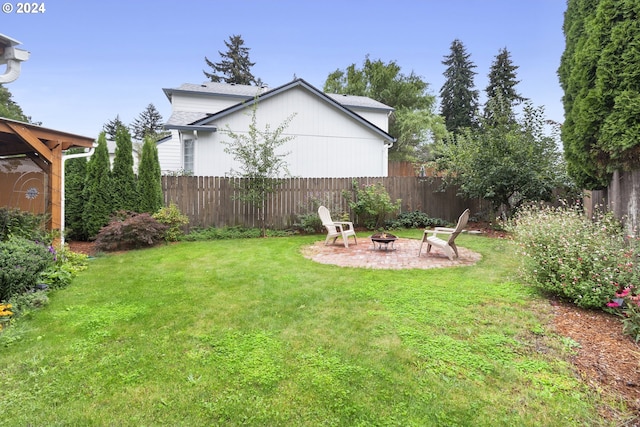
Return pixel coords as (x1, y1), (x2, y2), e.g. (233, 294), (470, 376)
(0, 238), (55, 301)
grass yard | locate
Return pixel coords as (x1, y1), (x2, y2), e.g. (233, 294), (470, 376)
(0, 232), (609, 426)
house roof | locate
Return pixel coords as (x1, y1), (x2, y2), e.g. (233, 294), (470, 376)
(163, 80), (394, 112)
(164, 78), (395, 143)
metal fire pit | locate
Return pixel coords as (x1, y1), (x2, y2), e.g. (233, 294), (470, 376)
(371, 232), (397, 251)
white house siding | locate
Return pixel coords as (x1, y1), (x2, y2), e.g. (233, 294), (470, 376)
(171, 93), (240, 115)
(193, 86), (387, 178)
(349, 109), (389, 132)
(156, 130), (183, 173)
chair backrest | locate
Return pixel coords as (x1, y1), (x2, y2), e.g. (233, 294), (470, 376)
(318, 206), (337, 232)
(448, 209), (470, 244)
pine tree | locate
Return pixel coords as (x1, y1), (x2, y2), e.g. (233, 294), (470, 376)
(111, 126), (138, 212)
(203, 34), (259, 85)
(484, 48), (526, 125)
(64, 148), (89, 241)
(83, 133), (113, 238)
(439, 39), (479, 133)
(131, 103), (164, 141)
(102, 115), (128, 140)
(137, 136), (164, 214)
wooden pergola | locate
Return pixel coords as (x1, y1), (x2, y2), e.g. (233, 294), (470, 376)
(0, 118), (94, 231)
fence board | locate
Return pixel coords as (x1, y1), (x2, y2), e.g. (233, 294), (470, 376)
(162, 175), (485, 230)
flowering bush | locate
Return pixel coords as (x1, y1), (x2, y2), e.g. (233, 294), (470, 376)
(507, 203), (639, 309)
(605, 287), (640, 342)
(0, 303), (13, 330)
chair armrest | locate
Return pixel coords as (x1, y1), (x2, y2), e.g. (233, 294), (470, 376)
(333, 221), (354, 230)
(434, 227), (456, 233)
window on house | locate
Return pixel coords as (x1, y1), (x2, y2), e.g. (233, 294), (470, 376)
(183, 138), (194, 174)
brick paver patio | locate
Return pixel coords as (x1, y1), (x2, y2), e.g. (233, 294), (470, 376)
(302, 235), (481, 270)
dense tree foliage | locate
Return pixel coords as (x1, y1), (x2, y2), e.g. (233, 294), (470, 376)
(484, 48), (526, 126)
(131, 103), (164, 141)
(203, 34), (259, 85)
(82, 133), (113, 238)
(558, 0), (640, 189)
(111, 126), (138, 212)
(137, 136), (164, 214)
(439, 39), (479, 133)
(324, 56), (445, 160)
(433, 103), (567, 218)
(64, 149), (88, 241)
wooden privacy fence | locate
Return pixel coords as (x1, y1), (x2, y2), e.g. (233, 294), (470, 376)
(161, 176), (486, 230)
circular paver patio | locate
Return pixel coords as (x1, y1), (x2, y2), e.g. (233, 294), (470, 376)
(302, 236), (482, 269)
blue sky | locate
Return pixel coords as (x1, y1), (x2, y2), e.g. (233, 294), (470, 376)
(2, 0), (567, 139)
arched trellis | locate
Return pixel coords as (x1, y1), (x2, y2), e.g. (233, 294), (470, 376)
(0, 118), (94, 232)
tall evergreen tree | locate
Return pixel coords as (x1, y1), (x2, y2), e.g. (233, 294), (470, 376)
(484, 48), (526, 125)
(439, 39), (479, 133)
(203, 34), (259, 85)
(83, 133), (112, 238)
(558, 0), (640, 190)
(111, 126), (138, 212)
(131, 103), (164, 141)
(137, 136), (164, 214)
(102, 115), (128, 140)
(64, 148), (89, 241)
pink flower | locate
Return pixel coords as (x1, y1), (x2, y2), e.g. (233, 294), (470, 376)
(616, 288), (631, 298)
(607, 301), (621, 308)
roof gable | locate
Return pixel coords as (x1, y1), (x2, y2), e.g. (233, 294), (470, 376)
(176, 79), (395, 143)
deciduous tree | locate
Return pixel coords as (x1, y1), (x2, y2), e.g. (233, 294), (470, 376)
(221, 102), (295, 237)
(433, 103), (567, 218)
(324, 56), (445, 160)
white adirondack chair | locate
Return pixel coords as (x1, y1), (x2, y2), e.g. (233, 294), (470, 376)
(419, 209), (470, 260)
(318, 205), (357, 248)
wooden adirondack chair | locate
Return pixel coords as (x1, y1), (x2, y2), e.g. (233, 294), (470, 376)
(418, 209), (470, 260)
(318, 205), (357, 248)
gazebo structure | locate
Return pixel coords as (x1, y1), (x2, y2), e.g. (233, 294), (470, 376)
(0, 118), (95, 233)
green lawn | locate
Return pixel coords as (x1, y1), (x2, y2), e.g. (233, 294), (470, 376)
(0, 232), (611, 426)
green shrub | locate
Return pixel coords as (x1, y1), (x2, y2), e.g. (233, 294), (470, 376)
(507, 203), (637, 309)
(385, 211), (448, 229)
(0, 208), (48, 242)
(621, 299), (640, 343)
(94, 211), (168, 252)
(7, 291), (49, 318)
(153, 203), (190, 241)
(343, 181), (401, 230)
(39, 246), (89, 290)
(0, 238), (55, 301)
(292, 212), (324, 234)
(182, 226), (291, 241)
